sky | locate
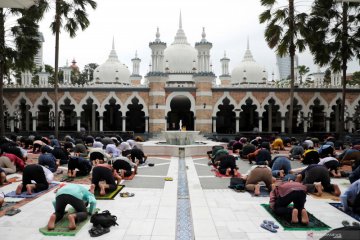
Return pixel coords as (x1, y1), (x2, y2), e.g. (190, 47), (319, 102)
(37, 0), (360, 80)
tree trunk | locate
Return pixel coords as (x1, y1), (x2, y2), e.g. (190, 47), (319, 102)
(340, 2), (348, 135)
(288, 0), (295, 134)
(0, 9), (5, 137)
(54, 0), (61, 139)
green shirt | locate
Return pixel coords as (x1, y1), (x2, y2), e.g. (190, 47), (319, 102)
(53, 184), (96, 214)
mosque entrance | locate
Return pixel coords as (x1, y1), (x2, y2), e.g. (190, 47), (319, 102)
(81, 98), (99, 132)
(262, 98), (281, 132)
(37, 98), (53, 130)
(104, 98), (122, 131)
(239, 98), (258, 131)
(309, 98), (326, 132)
(167, 96), (194, 131)
(60, 98), (76, 130)
(126, 97), (145, 133)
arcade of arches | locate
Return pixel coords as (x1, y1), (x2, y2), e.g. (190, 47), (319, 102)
(2, 91), (360, 134)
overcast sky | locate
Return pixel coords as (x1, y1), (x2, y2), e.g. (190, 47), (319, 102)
(38, 0), (359, 80)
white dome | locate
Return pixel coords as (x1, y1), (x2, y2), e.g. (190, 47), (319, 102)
(231, 44), (267, 84)
(163, 16), (197, 74)
(94, 41), (130, 84)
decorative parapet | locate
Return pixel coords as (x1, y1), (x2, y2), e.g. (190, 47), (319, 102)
(146, 71), (168, 77)
(193, 72), (216, 77)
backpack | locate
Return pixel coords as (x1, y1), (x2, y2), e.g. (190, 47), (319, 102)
(90, 210), (119, 228)
(228, 177), (246, 191)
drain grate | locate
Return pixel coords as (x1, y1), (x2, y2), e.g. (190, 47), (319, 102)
(176, 149), (194, 240)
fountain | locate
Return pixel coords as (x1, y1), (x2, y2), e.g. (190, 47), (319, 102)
(162, 120), (200, 145)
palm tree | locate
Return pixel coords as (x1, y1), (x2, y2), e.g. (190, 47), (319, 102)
(259, 0), (308, 134)
(297, 65), (310, 84)
(49, 0), (97, 138)
(0, 2), (48, 137)
(306, 0), (360, 135)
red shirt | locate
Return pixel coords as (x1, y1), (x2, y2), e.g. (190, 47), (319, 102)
(269, 182), (307, 209)
(1, 153), (25, 171)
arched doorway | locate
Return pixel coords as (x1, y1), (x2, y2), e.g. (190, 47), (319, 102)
(37, 98), (53, 130)
(308, 98), (326, 132)
(126, 97), (145, 133)
(239, 98), (259, 131)
(60, 98), (76, 130)
(17, 98), (32, 131)
(104, 98), (122, 131)
(167, 95), (194, 130)
(216, 97), (235, 134)
(262, 98), (281, 132)
(285, 98), (303, 133)
(81, 98), (99, 132)
(330, 99), (342, 133)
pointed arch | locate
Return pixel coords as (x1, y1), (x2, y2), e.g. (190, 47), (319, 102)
(11, 92), (33, 114)
(166, 92), (195, 116)
(238, 92), (261, 112)
(99, 91), (124, 115)
(33, 92), (55, 113)
(306, 93), (328, 116)
(261, 92), (283, 116)
(124, 92), (148, 116)
(58, 92), (78, 113)
(212, 92), (236, 117)
(78, 92), (101, 116)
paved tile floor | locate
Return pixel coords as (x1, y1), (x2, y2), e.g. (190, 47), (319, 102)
(0, 154), (357, 240)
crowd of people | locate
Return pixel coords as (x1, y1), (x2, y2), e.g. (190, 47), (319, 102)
(210, 134), (360, 224)
(0, 133), (147, 230)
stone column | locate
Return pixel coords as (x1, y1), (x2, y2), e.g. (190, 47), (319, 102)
(193, 117), (196, 131)
(122, 116), (126, 132)
(32, 116), (37, 131)
(145, 117), (149, 133)
(326, 117), (330, 133)
(91, 104), (96, 132)
(26, 110), (30, 131)
(77, 116), (81, 132)
(281, 117), (285, 133)
(212, 117), (216, 133)
(268, 103), (272, 132)
(258, 117), (263, 133)
(235, 116), (240, 133)
(99, 116), (103, 132)
(303, 117), (308, 133)
(9, 117), (14, 132)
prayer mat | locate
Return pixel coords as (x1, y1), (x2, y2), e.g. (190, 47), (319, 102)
(39, 208), (99, 236)
(249, 185), (270, 197)
(261, 204), (330, 231)
(211, 167), (241, 178)
(54, 174), (91, 185)
(95, 185), (125, 200)
(329, 202), (360, 222)
(5, 183), (59, 198)
(0, 202), (17, 211)
(310, 192), (340, 201)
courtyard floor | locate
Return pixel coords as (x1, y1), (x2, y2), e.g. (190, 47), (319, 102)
(0, 148), (357, 240)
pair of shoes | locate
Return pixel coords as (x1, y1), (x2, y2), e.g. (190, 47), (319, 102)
(352, 222), (360, 227)
(164, 177), (173, 181)
(120, 192), (135, 198)
(148, 163), (155, 167)
(260, 222), (277, 233)
(89, 225), (110, 237)
(263, 220), (279, 229)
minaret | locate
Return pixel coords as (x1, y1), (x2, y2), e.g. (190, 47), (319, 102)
(21, 71), (32, 86)
(148, 27), (167, 73)
(194, 26), (215, 133)
(220, 51), (231, 86)
(195, 27), (213, 73)
(62, 60), (72, 84)
(38, 63), (50, 86)
(130, 51), (142, 86)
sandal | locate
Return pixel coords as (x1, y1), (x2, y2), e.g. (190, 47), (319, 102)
(261, 223), (277, 233)
(89, 225), (110, 237)
(5, 208), (21, 216)
(342, 220), (350, 227)
(352, 222), (360, 227)
(164, 177), (173, 181)
(120, 192), (135, 198)
(263, 220), (279, 229)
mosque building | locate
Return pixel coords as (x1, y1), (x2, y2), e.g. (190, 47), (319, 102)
(2, 15), (360, 136)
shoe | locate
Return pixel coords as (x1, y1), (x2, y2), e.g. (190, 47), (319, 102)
(352, 222), (360, 227)
(89, 225), (110, 237)
(260, 223), (277, 233)
(164, 177), (173, 181)
(5, 208), (21, 216)
(263, 220), (279, 229)
(120, 192), (135, 198)
(342, 220), (350, 227)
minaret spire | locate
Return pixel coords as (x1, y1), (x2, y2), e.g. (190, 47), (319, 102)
(155, 27), (160, 42)
(112, 36), (115, 50)
(247, 36), (249, 50)
(179, 11), (182, 29)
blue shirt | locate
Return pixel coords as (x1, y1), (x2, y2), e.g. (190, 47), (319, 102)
(340, 179), (360, 211)
(38, 153), (57, 172)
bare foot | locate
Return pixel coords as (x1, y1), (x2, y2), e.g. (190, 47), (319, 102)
(254, 184), (261, 196)
(99, 183), (106, 196)
(68, 214), (76, 230)
(279, 170), (285, 178)
(16, 184), (23, 195)
(47, 214), (56, 230)
(291, 208), (299, 223)
(314, 183), (323, 196)
(225, 168), (231, 176)
(332, 184), (341, 197)
(26, 184), (34, 195)
(301, 209), (309, 225)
